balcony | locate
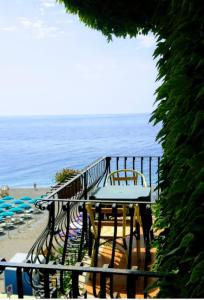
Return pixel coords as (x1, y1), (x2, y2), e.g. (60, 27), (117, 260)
(0, 156), (169, 298)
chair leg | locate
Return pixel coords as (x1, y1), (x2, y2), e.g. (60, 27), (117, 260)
(92, 239), (100, 297)
(136, 222), (141, 262)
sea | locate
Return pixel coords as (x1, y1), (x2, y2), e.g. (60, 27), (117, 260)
(0, 114), (162, 187)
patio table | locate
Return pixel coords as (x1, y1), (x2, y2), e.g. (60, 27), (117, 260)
(90, 185), (152, 202)
(90, 185), (154, 265)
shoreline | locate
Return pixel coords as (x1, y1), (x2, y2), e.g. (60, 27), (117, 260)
(6, 187), (49, 199)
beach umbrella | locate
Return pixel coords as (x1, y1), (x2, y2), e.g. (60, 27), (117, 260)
(0, 200), (5, 204)
(12, 199), (24, 205)
(0, 203), (12, 209)
(9, 207), (24, 213)
(32, 197), (42, 202)
(19, 203), (32, 210)
(20, 196), (32, 201)
(2, 196), (14, 200)
(41, 194), (48, 198)
(28, 199), (37, 204)
(0, 209), (5, 213)
(0, 211), (14, 217)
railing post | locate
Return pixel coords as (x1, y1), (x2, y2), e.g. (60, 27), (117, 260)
(46, 201), (55, 263)
(99, 264), (109, 298)
(60, 202), (70, 294)
(127, 266), (137, 298)
(84, 172), (88, 200)
(43, 270), (50, 299)
(104, 157), (111, 185)
(78, 173), (88, 262)
(16, 267), (24, 298)
(127, 205), (134, 269)
(71, 270), (79, 298)
(149, 157), (152, 187)
(141, 157), (144, 185)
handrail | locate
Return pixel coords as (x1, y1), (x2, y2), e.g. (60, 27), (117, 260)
(107, 155), (161, 158)
(37, 198), (153, 204)
(45, 156), (106, 199)
(0, 261), (166, 278)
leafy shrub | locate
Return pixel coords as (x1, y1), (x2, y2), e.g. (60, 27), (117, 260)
(59, 0), (204, 297)
(55, 168), (79, 183)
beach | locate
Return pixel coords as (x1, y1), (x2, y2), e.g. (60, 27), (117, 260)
(0, 188), (50, 294)
(0, 187), (49, 260)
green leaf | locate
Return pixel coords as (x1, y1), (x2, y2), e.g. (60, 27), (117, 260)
(187, 260), (204, 285)
(179, 233), (194, 248)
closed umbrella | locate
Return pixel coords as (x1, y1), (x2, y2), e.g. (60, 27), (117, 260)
(19, 203), (32, 210)
(2, 196), (14, 200)
(20, 196), (32, 201)
(12, 199), (24, 205)
(0, 203), (12, 209)
(0, 211), (14, 217)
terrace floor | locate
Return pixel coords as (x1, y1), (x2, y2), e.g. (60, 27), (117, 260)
(82, 227), (159, 298)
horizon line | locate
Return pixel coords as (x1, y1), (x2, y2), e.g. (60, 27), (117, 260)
(0, 112), (152, 117)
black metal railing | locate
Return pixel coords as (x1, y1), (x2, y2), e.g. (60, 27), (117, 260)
(0, 261), (168, 298)
(1, 156), (161, 298)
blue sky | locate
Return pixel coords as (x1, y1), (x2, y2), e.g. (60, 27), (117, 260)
(0, 0), (158, 116)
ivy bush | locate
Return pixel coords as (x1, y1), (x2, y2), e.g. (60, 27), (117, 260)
(58, 0), (204, 297)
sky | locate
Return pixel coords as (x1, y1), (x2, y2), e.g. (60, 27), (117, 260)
(0, 0), (158, 116)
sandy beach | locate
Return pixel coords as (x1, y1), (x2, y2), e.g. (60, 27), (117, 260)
(0, 187), (50, 294)
(0, 187), (50, 260)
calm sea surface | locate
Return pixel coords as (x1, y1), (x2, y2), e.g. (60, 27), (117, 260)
(0, 114), (162, 187)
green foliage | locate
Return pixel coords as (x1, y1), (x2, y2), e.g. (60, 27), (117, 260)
(58, 0), (204, 297)
(55, 168), (79, 183)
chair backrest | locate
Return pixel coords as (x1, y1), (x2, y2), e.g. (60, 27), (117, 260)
(106, 169), (147, 187)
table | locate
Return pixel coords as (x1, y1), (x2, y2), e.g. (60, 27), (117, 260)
(90, 185), (154, 266)
(90, 185), (151, 202)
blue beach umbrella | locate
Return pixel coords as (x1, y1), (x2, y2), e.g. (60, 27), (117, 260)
(0, 211), (14, 217)
(9, 207), (24, 213)
(19, 203), (32, 210)
(2, 196), (14, 201)
(0, 209), (5, 213)
(33, 197), (42, 201)
(28, 199), (37, 204)
(12, 199), (24, 205)
(0, 203), (12, 209)
(0, 200), (5, 204)
(20, 196), (32, 201)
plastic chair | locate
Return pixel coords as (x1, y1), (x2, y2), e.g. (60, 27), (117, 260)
(106, 169), (147, 187)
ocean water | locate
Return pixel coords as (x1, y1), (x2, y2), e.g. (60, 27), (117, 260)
(0, 114), (162, 187)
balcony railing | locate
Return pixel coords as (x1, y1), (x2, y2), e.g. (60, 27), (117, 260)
(0, 156), (163, 298)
